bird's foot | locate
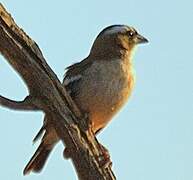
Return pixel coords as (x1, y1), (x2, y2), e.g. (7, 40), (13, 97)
(64, 143), (112, 168)
(97, 143), (112, 168)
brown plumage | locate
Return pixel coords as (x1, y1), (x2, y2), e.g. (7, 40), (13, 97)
(23, 25), (148, 175)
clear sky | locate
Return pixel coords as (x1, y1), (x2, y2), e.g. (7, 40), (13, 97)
(0, 0), (193, 180)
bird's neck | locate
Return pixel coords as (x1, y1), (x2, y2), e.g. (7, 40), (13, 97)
(120, 48), (135, 64)
(89, 45), (135, 64)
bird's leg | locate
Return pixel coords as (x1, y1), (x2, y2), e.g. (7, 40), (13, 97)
(97, 142), (112, 168)
(90, 132), (112, 168)
(87, 124), (112, 168)
(64, 117), (112, 169)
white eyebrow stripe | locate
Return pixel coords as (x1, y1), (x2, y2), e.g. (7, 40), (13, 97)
(63, 74), (82, 86)
(103, 26), (128, 35)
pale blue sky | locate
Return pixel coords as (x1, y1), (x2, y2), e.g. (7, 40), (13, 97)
(0, 1), (193, 180)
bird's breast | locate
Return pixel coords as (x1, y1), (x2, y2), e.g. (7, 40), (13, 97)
(75, 59), (135, 132)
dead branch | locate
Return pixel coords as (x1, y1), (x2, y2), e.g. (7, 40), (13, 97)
(0, 4), (116, 180)
(0, 95), (39, 110)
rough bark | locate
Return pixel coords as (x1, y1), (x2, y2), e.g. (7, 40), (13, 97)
(0, 4), (116, 180)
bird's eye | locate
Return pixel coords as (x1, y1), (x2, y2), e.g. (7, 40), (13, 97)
(128, 31), (134, 37)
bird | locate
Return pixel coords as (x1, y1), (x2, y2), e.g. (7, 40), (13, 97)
(23, 24), (148, 175)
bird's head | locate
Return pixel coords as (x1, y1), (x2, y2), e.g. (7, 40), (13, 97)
(90, 25), (148, 59)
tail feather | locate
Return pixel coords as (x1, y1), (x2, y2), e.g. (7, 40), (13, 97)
(23, 143), (52, 175)
(24, 118), (58, 175)
(32, 125), (45, 143)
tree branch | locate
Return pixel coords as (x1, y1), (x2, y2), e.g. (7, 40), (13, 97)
(0, 95), (39, 110)
(0, 3), (116, 180)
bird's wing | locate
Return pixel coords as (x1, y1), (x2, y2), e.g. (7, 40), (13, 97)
(64, 57), (92, 79)
(63, 57), (93, 96)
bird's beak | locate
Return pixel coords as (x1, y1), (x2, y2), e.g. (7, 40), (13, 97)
(135, 34), (149, 44)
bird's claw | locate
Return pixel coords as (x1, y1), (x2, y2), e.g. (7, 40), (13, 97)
(97, 144), (112, 168)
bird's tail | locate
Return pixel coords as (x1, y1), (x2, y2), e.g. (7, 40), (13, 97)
(23, 141), (53, 175)
(23, 122), (58, 175)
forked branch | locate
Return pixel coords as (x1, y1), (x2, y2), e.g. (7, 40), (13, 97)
(0, 3), (116, 180)
(0, 95), (39, 110)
